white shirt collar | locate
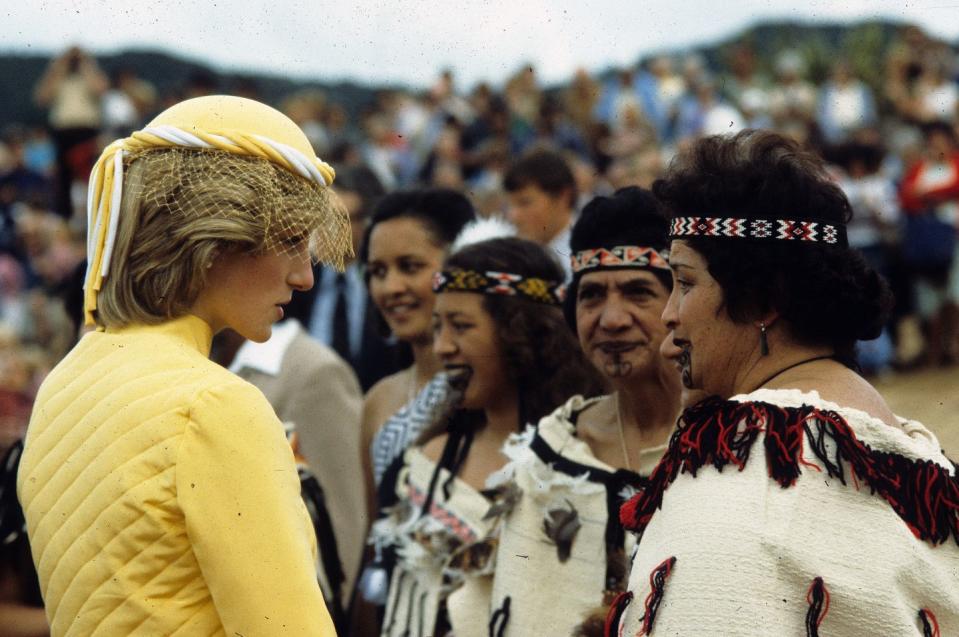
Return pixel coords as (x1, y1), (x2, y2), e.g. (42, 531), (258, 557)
(228, 319), (301, 376)
(549, 222), (574, 278)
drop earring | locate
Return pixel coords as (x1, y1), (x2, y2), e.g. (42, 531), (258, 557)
(759, 322), (769, 356)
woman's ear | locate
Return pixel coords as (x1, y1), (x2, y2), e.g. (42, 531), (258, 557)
(204, 246), (220, 270)
(754, 311), (780, 330)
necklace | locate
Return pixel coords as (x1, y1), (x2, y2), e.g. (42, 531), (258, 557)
(613, 392), (633, 471)
(751, 355), (834, 393)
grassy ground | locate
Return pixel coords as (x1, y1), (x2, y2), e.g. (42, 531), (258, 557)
(874, 365), (959, 458)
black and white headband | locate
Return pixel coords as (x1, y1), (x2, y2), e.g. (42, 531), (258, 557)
(670, 216), (847, 246)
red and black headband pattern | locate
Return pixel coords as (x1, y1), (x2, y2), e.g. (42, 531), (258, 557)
(570, 245), (670, 274)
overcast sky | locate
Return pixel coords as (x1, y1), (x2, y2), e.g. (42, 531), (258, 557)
(5, 1), (959, 88)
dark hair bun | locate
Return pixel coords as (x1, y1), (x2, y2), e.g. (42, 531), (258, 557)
(359, 188), (476, 263)
(780, 246), (892, 345)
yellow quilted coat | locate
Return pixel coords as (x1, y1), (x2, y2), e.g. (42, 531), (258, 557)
(17, 315), (336, 636)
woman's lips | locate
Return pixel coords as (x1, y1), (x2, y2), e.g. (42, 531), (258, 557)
(660, 337), (686, 360)
(384, 300), (419, 314)
(444, 365), (473, 392)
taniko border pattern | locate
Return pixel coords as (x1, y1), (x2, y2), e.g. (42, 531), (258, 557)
(432, 268), (566, 305)
(570, 246), (670, 274)
(670, 217), (845, 245)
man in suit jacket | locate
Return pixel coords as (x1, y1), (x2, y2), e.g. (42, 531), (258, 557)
(213, 319), (366, 623)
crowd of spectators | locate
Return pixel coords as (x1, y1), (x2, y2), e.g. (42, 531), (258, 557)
(2, 26), (959, 460)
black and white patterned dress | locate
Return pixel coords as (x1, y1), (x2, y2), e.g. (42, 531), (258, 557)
(370, 371), (455, 488)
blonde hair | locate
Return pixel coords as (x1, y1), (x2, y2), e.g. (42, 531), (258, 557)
(95, 147), (335, 327)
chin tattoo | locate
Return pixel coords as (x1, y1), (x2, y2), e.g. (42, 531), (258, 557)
(603, 352), (633, 378)
(678, 345), (693, 389)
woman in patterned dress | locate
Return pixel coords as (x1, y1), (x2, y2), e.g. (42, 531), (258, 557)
(359, 189), (476, 512)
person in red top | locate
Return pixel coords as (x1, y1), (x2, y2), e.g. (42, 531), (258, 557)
(898, 120), (959, 365)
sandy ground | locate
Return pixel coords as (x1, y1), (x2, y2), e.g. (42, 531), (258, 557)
(873, 365), (959, 458)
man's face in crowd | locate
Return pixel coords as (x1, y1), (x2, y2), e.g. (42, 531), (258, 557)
(506, 183), (571, 245)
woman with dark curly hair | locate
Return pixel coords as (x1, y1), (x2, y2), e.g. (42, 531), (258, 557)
(371, 236), (603, 637)
(610, 130), (959, 636)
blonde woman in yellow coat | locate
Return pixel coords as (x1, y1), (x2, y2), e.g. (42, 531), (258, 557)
(17, 95), (352, 636)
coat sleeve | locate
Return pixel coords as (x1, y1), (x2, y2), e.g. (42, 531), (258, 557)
(176, 379), (337, 636)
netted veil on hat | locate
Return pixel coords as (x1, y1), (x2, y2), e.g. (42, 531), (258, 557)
(83, 94), (352, 325)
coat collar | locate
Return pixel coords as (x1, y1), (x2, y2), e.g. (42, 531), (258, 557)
(104, 314), (214, 357)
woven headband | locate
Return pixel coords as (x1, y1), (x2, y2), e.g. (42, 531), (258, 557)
(432, 269), (565, 305)
(670, 216), (846, 245)
(83, 125), (337, 325)
(570, 245), (670, 274)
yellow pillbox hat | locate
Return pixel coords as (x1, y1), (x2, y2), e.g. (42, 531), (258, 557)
(83, 95), (348, 325)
